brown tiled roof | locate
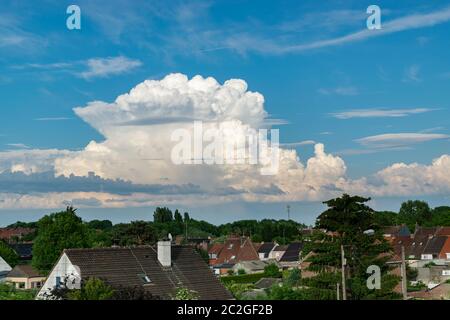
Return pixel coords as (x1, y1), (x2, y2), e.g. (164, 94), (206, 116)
(208, 243), (224, 255)
(64, 246), (232, 300)
(436, 227), (450, 236)
(7, 264), (43, 278)
(235, 238), (259, 262)
(214, 238), (241, 264)
(0, 227), (34, 240)
(414, 227), (438, 238)
(407, 235), (429, 259)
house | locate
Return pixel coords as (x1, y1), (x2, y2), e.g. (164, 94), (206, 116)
(279, 242), (304, 268)
(414, 226), (439, 238)
(436, 227), (450, 237)
(382, 225), (411, 239)
(0, 227), (34, 242)
(6, 265), (46, 290)
(0, 256), (12, 282)
(210, 237), (259, 266)
(9, 243), (33, 261)
(232, 260), (278, 274)
(37, 240), (232, 300)
(421, 236), (447, 261)
(439, 236), (450, 260)
(208, 243), (225, 265)
(268, 245), (287, 261)
(417, 265), (450, 287)
(409, 283), (450, 300)
(257, 242), (276, 261)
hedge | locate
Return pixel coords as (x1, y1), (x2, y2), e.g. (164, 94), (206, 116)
(220, 273), (266, 285)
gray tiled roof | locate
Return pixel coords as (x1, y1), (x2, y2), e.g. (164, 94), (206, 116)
(64, 246), (232, 300)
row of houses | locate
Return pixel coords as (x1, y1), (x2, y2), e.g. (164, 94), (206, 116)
(207, 236), (304, 275)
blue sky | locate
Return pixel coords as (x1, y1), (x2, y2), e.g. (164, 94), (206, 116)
(1, 0), (450, 226)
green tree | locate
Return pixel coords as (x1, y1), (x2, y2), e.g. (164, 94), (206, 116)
(264, 263), (281, 278)
(153, 207), (173, 223)
(373, 211), (398, 227)
(68, 278), (115, 300)
(173, 287), (199, 300)
(306, 194), (400, 300)
(398, 200), (432, 230)
(0, 283), (36, 300)
(174, 210), (183, 224)
(32, 207), (91, 273)
(111, 221), (156, 246)
(0, 240), (19, 267)
(87, 220), (113, 231)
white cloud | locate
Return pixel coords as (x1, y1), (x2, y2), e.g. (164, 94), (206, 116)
(6, 143), (30, 149)
(356, 133), (450, 148)
(1, 73), (450, 210)
(79, 56), (143, 79)
(331, 108), (434, 119)
(281, 140), (316, 147)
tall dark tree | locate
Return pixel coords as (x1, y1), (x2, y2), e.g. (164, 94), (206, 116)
(304, 194), (400, 300)
(32, 207), (91, 273)
(174, 210), (183, 224)
(153, 207), (173, 223)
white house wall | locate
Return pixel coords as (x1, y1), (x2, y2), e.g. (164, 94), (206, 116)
(37, 253), (81, 299)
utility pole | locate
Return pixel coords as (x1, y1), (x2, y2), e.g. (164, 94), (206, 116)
(336, 283), (340, 301)
(341, 245), (347, 300)
(286, 205), (291, 220)
(401, 245), (408, 300)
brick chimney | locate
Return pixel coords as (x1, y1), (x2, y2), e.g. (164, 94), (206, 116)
(157, 238), (172, 267)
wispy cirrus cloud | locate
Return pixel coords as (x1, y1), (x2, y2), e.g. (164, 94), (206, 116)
(356, 133), (450, 148)
(12, 56), (142, 80)
(331, 108), (435, 119)
(403, 64), (421, 82)
(318, 86), (359, 96)
(34, 117), (71, 121)
(6, 143), (30, 149)
(281, 140), (316, 148)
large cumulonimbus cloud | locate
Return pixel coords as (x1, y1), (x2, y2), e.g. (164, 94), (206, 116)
(0, 73), (449, 209)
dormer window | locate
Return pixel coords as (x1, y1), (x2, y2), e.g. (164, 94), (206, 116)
(138, 274), (151, 284)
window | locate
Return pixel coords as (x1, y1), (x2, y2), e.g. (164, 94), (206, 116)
(18, 282), (25, 289)
(138, 274), (151, 284)
(55, 276), (61, 288)
(442, 270), (450, 276)
(421, 254), (433, 260)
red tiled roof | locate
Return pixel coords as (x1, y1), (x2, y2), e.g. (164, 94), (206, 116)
(0, 227), (34, 240)
(436, 227), (450, 236)
(213, 237), (259, 265)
